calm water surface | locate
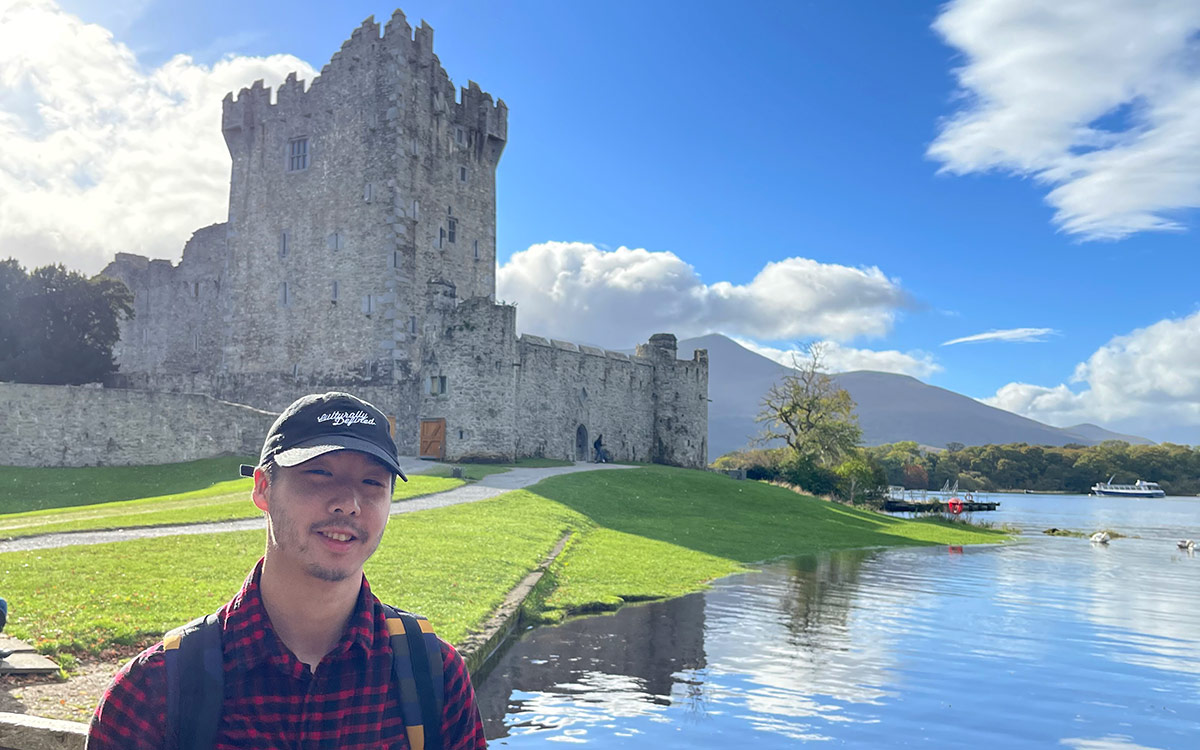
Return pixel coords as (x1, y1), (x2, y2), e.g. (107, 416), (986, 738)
(476, 493), (1200, 748)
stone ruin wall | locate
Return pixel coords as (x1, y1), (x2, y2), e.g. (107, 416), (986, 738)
(0, 383), (273, 468)
(104, 224), (228, 379)
(637, 335), (709, 467)
(420, 291), (520, 461)
(513, 337), (658, 464)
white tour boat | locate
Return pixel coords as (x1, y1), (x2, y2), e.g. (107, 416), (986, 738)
(1090, 476), (1165, 498)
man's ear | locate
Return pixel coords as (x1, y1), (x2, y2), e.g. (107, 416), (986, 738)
(252, 467), (271, 513)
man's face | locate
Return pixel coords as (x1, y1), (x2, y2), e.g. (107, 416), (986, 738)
(253, 450), (393, 583)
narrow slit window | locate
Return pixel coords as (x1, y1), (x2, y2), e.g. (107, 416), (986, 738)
(473, 239), (479, 259)
(280, 281), (290, 307)
(331, 280), (339, 302)
(447, 217), (457, 244)
(458, 166), (467, 182)
(279, 231), (289, 258)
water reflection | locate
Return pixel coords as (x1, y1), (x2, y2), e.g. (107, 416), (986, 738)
(478, 496), (1200, 748)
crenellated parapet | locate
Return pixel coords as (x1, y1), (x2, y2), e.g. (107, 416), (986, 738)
(220, 11), (506, 158)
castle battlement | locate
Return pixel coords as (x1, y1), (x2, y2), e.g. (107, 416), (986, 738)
(221, 12), (505, 149)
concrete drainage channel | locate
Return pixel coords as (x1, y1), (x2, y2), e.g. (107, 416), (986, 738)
(0, 531), (575, 749)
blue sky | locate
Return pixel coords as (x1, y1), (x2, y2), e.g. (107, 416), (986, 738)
(4, 0), (1200, 443)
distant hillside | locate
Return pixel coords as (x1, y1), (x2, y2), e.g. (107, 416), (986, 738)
(1061, 423), (1154, 446)
(676, 334), (1153, 458)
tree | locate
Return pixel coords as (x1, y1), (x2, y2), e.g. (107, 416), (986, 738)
(756, 343), (863, 467)
(0, 260), (134, 385)
(835, 453), (886, 505)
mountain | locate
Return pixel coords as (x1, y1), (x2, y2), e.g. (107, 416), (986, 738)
(1061, 423), (1154, 446)
(676, 334), (1154, 458)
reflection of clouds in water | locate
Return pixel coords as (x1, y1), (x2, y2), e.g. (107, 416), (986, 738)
(503, 672), (669, 741)
(694, 553), (914, 733)
(1084, 543), (1200, 678)
(988, 537), (1200, 677)
(1060, 735), (1165, 750)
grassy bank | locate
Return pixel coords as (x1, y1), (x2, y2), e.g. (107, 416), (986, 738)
(0, 475), (464, 540)
(0, 457), (255, 514)
(0, 465), (1005, 659)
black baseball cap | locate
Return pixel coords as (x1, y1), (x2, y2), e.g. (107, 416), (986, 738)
(239, 392), (407, 481)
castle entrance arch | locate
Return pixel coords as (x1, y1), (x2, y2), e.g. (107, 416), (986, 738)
(575, 425), (589, 462)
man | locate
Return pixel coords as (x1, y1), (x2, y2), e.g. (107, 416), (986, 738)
(87, 391), (487, 749)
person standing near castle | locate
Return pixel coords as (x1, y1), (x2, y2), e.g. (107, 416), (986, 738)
(86, 391), (487, 749)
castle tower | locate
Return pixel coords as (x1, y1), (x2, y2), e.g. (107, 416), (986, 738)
(217, 11), (506, 391)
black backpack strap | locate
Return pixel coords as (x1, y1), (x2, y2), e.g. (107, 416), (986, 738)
(382, 604), (444, 750)
(163, 613), (223, 750)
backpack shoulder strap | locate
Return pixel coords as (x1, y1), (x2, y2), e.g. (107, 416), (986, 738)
(163, 612), (223, 750)
(382, 604), (444, 750)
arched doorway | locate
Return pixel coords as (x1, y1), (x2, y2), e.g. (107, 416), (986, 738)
(575, 424), (589, 462)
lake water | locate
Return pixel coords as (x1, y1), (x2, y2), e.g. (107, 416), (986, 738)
(476, 493), (1200, 748)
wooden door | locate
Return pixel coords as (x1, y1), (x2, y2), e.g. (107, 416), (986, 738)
(419, 419), (446, 459)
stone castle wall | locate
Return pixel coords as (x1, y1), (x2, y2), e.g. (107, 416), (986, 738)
(0, 383), (273, 467)
(513, 337), (657, 463)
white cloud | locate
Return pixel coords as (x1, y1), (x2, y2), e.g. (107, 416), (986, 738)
(929, 0), (1200, 240)
(495, 241), (912, 349)
(733, 337), (942, 379)
(0, 0), (315, 273)
(942, 327), (1058, 346)
(984, 311), (1200, 438)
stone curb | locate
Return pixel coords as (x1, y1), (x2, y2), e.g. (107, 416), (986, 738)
(456, 532), (571, 676)
(0, 711), (86, 750)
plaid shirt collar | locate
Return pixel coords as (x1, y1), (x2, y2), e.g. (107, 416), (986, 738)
(220, 557), (382, 676)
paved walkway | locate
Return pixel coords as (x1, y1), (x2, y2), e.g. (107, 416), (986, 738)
(0, 462), (632, 554)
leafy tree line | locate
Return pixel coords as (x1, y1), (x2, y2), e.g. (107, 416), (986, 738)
(863, 440), (1200, 496)
(0, 259), (133, 385)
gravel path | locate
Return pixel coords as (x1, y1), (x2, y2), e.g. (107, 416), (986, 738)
(0, 462), (632, 554)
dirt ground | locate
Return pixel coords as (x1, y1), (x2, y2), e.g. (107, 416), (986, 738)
(1, 658), (124, 724)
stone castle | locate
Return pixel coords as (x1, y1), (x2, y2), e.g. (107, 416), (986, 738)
(99, 10), (708, 467)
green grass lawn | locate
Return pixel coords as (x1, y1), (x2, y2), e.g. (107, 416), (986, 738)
(0, 456), (255, 514)
(0, 475), (464, 540)
(0, 465), (1005, 659)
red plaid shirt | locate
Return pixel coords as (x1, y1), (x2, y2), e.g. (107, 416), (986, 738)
(86, 559), (486, 749)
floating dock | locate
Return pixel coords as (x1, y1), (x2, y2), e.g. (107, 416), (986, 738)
(882, 499), (1000, 513)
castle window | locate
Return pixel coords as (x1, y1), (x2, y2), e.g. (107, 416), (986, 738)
(438, 227), (445, 248)
(391, 250), (402, 269)
(292, 364), (299, 378)
(288, 137), (308, 171)
(412, 200), (419, 220)
(362, 294), (374, 315)
(279, 232), (289, 258)
(447, 217), (457, 244)
(458, 429), (464, 440)
(363, 183), (373, 203)
(409, 316), (417, 333)
(327, 232), (343, 251)
(193, 282), (199, 298)
(411, 136), (419, 155)
(428, 375), (447, 395)
(455, 127), (465, 146)
(331, 280), (339, 302)
(279, 281), (290, 307)
(192, 333), (199, 352)
(473, 239), (479, 260)
(458, 166), (467, 182)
